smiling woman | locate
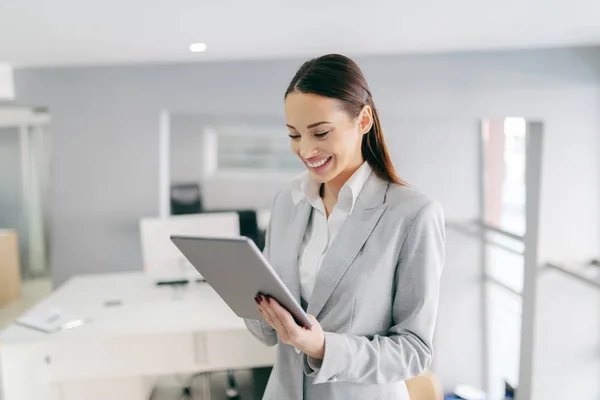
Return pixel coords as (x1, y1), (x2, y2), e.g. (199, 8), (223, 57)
(243, 54), (445, 400)
(284, 55), (406, 188)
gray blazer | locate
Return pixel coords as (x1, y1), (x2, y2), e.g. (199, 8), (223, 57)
(244, 172), (445, 400)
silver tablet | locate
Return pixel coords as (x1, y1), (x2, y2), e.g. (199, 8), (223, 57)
(170, 235), (312, 329)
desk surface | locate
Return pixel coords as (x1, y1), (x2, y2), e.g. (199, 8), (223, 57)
(0, 271), (248, 344)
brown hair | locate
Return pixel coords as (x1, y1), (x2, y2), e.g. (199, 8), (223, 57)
(285, 54), (407, 186)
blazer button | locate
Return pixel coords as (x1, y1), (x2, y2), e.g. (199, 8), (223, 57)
(294, 347), (301, 355)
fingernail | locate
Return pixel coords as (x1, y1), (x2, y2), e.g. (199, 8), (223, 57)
(254, 296), (259, 304)
(266, 297), (271, 304)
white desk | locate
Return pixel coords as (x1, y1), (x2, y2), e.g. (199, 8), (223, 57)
(0, 272), (276, 400)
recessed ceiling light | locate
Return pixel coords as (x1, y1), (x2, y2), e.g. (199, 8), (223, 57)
(189, 43), (207, 53)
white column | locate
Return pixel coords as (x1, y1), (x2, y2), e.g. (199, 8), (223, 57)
(19, 125), (32, 277)
(201, 126), (218, 180)
(158, 111), (170, 219)
(0, 63), (15, 101)
(516, 122), (543, 400)
(26, 125), (48, 276)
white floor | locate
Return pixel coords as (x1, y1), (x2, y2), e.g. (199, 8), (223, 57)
(0, 279), (270, 400)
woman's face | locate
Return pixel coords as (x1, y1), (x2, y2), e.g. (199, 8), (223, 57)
(284, 92), (372, 185)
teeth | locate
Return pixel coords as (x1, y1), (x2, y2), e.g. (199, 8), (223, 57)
(307, 157), (330, 168)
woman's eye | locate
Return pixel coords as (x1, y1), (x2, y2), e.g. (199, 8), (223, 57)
(314, 131), (329, 138)
(288, 133), (301, 139)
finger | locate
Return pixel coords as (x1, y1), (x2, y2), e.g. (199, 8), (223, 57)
(259, 307), (275, 327)
(270, 298), (300, 327)
(306, 314), (319, 330)
(258, 296), (284, 329)
(269, 298), (302, 339)
(256, 296), (275, 327)
(262, 296), (291, 340)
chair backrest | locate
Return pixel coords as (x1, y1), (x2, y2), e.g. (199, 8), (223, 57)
(256, 209), (271, 232)
(170, 183), (203, 215)
(139, 212), (239, 279)
(405, 372), (443, 400)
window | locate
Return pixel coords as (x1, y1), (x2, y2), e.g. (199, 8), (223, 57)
(482, 117), (526, 237)
(480, 117), (529, 398)
(213, 125), (303, 172)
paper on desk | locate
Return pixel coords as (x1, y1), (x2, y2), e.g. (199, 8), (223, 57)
(16, 308), (90, 333)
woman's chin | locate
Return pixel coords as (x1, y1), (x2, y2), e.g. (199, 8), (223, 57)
(308, 169), (338, 185)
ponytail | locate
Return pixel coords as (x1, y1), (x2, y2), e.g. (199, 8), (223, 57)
(362, 99), (408, 186)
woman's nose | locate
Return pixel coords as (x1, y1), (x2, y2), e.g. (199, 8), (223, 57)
(299, 141), (319, 159)
(300, 147), (319, 159)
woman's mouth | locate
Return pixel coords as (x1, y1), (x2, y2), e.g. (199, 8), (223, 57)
(306, 156), (333, 173)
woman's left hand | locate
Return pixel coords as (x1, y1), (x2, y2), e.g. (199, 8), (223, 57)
(256, 294), (325, 360)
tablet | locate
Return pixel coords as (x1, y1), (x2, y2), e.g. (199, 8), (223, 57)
(170, 235), (312, 329)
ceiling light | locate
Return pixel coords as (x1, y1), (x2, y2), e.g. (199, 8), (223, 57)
(189, 43), (207, 53)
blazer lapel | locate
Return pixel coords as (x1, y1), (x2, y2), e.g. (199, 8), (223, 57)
(307, 174), (389, 318)
(281, 198), (312, 303)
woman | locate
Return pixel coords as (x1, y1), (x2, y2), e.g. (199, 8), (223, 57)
(244, 54), (445, 400)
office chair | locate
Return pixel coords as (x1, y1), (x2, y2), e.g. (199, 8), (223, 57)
(237, 210), (265, 251)
(201, 209), (265, 251)
(170, 183), (203, 215)
(167, 184), (241, 399)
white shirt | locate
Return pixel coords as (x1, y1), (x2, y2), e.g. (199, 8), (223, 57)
(291, 161), (373, 302)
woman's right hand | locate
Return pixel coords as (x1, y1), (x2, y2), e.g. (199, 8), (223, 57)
(255, 294), (325, 360)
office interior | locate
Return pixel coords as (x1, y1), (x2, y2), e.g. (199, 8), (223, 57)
(1, 2), (600, 400)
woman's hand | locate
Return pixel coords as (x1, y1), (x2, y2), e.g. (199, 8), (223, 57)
(255, 294), (325, 360)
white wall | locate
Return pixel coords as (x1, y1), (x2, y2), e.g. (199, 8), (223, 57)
(169, 114), (207, 185)
(203, 172), (291, 210)
(533, 271), (600, 400)
(169, 114), (292, 210)
(14, 46), (600, 397)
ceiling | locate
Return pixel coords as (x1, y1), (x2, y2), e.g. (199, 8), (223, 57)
(1, 0), (600, 68)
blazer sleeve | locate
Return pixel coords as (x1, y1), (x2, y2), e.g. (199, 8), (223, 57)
(243, 192), (280, 347)
(303, 200), (445, 384)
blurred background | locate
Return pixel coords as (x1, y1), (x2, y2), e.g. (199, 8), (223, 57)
(0, 1), (599, 399)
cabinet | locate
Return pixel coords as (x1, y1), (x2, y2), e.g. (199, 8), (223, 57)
(0, 230), (21, 307)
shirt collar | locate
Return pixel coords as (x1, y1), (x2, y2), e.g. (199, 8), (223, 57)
(291, 161), (373, 214)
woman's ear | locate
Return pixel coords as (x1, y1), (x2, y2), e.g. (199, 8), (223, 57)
(358, 105), (373, 135)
